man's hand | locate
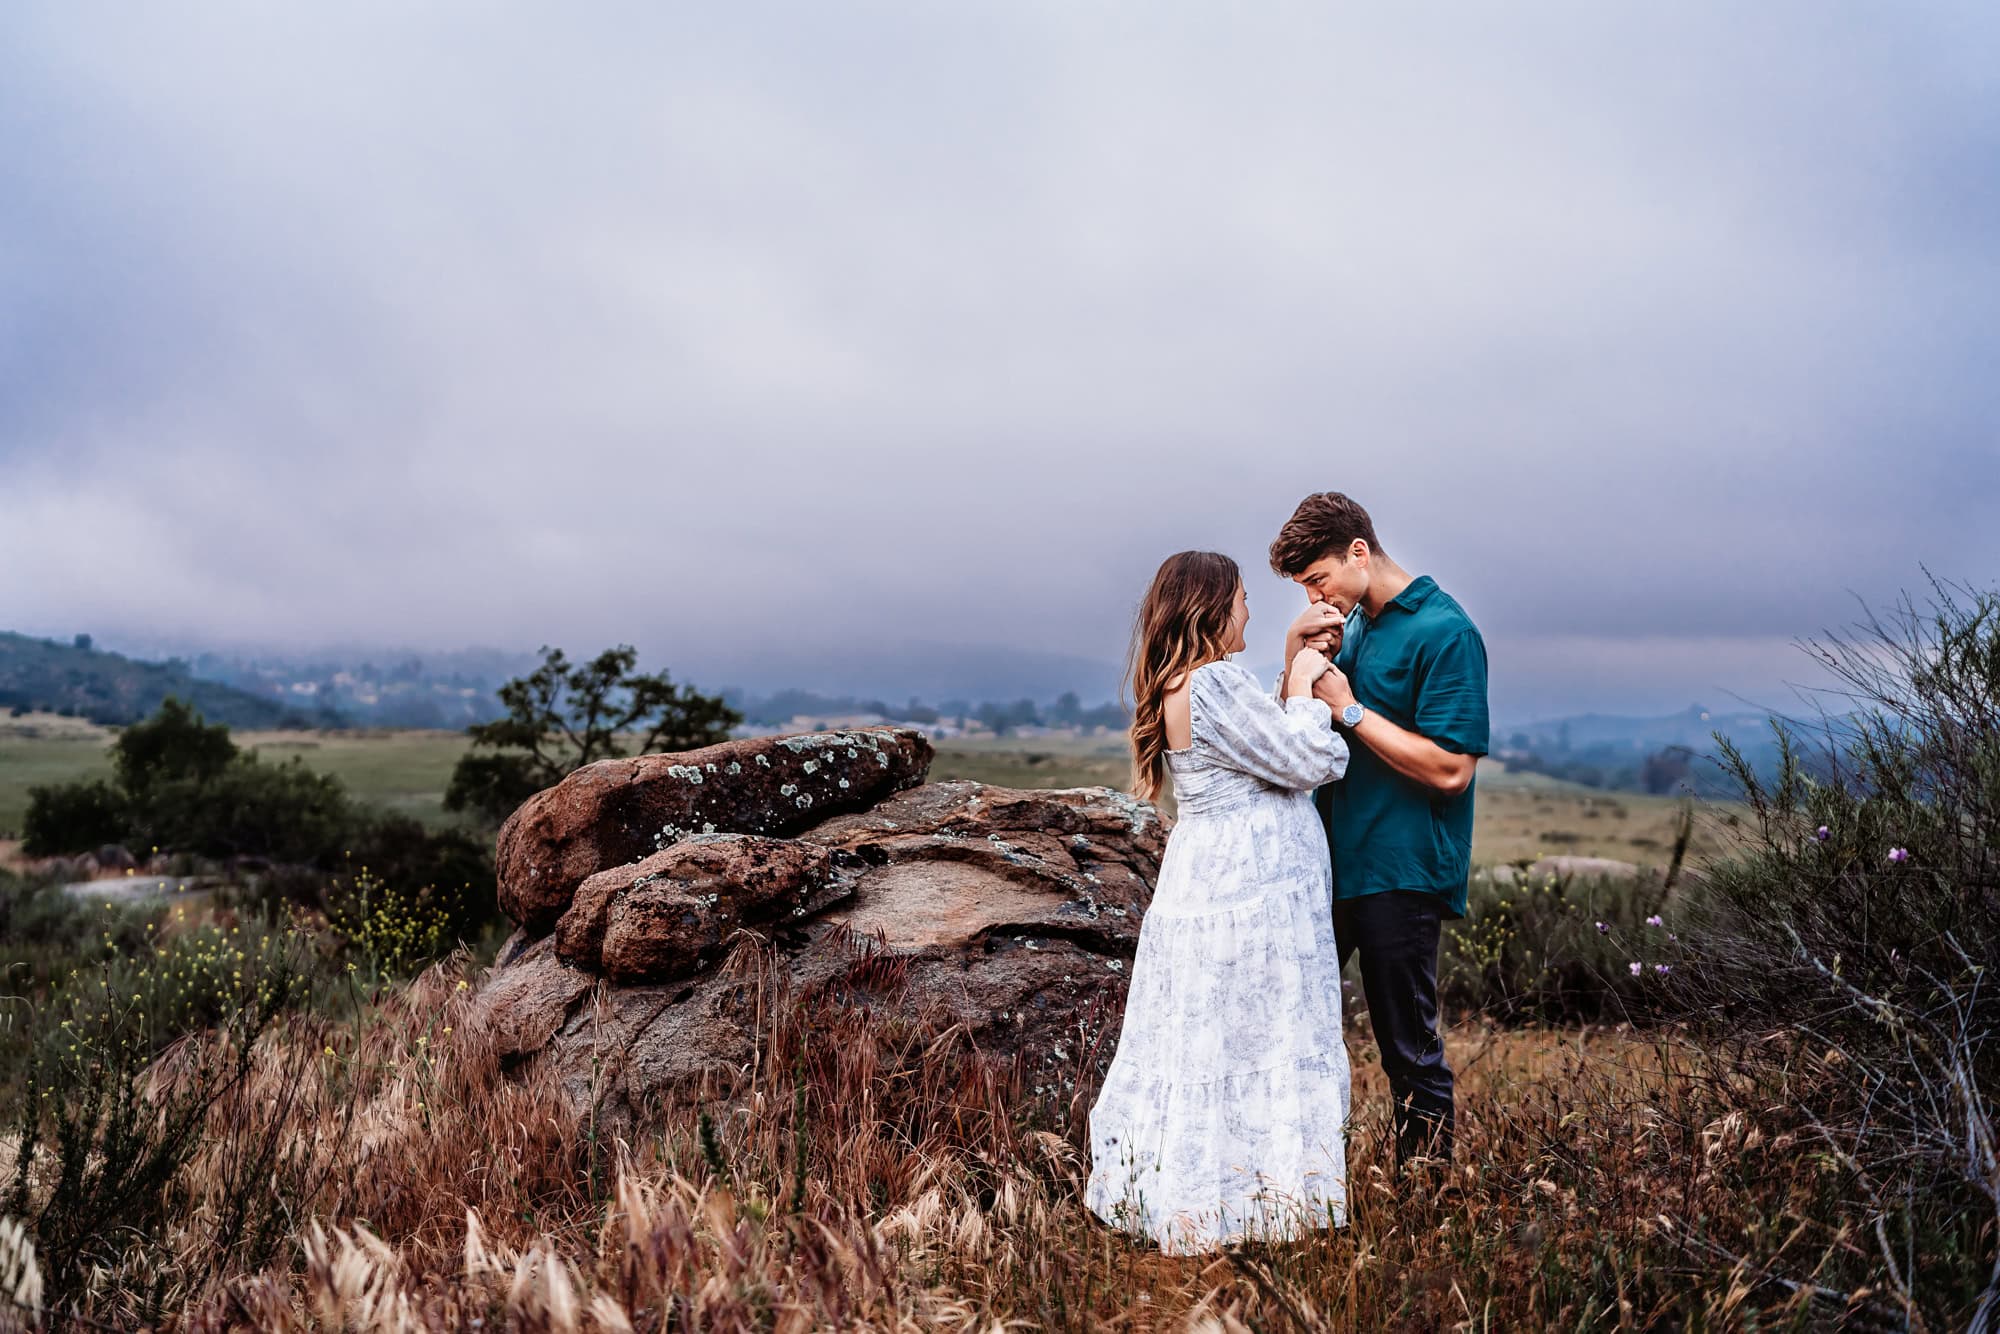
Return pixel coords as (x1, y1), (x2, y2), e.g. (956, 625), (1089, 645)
(1285, 602), (1346, 662)
(1311, 661), (1358, 712)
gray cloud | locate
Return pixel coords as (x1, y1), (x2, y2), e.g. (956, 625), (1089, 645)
(2, 2), (1995, 719)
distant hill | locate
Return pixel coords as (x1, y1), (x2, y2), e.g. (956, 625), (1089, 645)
(1500, 704), (1779, 755)
(1494, 703), (1814, 797)
(0, 632), (340, 728)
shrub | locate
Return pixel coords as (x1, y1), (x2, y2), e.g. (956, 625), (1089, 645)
(342, 815), (492, 918)
(1442, 862), (1688, 1023)
(127, 756), (356, 865)
(20, 779), (126, 858)
(4, 917), (307, 1310)
(1669, 578), (2000, 1322)
(325, 868), (467, 979)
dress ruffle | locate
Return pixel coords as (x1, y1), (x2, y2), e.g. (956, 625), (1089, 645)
(1086, 1053), (1350, 1253)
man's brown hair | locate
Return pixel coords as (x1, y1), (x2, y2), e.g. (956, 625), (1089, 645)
(1268, 492), (1384, 576)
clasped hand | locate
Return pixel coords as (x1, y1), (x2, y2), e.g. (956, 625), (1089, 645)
(1285, 603), (1356, 711)
(1286, 601), (1345, 658)
(1286, 645), (1358, 710)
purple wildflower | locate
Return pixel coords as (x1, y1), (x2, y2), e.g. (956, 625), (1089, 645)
(1654, 963), (1672, 975)
(1646, 914), (1664, 927)
(1815, 825), (1830, 842)
(1888, 847), (1910, 864)
(1628, 961), (1643, 977)
(1595, 921), (1609, 934)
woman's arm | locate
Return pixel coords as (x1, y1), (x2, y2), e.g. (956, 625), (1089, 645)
(1195, 661), (1349, 791)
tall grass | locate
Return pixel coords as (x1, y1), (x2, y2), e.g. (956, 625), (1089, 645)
(0, 936), (1939, 1330)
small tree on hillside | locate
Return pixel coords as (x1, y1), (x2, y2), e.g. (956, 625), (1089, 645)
(112, 697), (238, 796)
(444, 645), (741, 824)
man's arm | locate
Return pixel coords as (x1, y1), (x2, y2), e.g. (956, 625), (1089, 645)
(1311, 663), (1478, 795)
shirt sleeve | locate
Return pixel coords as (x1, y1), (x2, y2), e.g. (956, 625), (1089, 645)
(1415, 627), (1490, 757)
(1193, 662), (1350, 791)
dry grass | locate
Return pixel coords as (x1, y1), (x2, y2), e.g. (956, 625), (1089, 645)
(1468, 780), (1735, 869)
(9, 941), (1913, 1332)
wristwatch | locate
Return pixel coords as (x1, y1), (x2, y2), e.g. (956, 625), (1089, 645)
(1339, 702), (1365, 729)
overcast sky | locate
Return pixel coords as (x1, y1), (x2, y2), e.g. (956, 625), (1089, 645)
(3, 3), (1995, 720)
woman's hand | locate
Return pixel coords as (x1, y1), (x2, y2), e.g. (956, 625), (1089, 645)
(1285, 602), (1345, 662)
(1286, 646), (1332, 698)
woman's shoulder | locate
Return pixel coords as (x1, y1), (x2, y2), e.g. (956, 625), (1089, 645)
(1187, 658), (1261, 703)
(1192, 657), (1257, 686)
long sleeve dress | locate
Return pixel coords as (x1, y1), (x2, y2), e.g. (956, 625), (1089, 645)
(1084, 658), (1353, 1254)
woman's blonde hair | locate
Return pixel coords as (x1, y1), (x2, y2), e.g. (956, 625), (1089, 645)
(1125, 550), (1241, 801)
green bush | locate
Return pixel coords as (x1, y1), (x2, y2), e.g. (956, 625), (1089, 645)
(127, 755), (356, 865)
(335, 814), (498, 953)
(24, 697), (357, 865)
(1441, 863), (1687, 1023)
(343, 814), (491, 908)
(1677, 581), (1999, 1047)
(20, 778), (127, 858)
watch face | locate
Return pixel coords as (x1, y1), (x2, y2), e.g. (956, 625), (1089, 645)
(1342, 703), (1364, 727)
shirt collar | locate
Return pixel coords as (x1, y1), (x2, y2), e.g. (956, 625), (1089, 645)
(1382, 575), (1438, 615)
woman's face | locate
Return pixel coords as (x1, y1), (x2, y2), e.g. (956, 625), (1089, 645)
(1224, 583), (1249, 654)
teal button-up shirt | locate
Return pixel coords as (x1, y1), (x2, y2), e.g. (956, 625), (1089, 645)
(1316, 575), (1489, 918)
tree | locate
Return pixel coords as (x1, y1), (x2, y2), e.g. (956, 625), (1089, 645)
(444, 645), (741, 824)
(21, 779), (126, 856)
(111, 697), (237, 797)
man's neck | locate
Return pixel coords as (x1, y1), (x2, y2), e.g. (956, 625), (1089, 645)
(1360, 558), (1415, 618)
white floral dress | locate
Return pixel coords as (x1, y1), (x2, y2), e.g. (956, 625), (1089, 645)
(1084, 658), (1353, 1253)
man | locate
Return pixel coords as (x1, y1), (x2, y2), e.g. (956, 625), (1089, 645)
(1269, 492), (1489, 1170)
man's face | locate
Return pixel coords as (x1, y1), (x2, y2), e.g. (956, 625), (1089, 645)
(1292, 544), (1371, 614)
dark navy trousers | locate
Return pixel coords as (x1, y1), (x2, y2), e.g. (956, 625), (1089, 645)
(1333, 890), (1455, 1167)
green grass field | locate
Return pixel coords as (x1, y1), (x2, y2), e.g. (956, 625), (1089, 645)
(1, 714), (1728, 868)
(0, 716), (478, 836)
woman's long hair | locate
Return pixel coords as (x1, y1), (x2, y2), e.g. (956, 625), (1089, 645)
(1125, 550), (1241, 802)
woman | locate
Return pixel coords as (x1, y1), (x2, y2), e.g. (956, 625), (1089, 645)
(1085, 550), (1353, 1253)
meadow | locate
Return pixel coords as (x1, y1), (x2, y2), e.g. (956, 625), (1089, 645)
(4, 593), (1992, 1334)
(0, 714), (1722, 872)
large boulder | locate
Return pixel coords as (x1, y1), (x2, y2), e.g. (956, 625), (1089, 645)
(496, 727), (934, 933)
(472, 765), (1167, 1129)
